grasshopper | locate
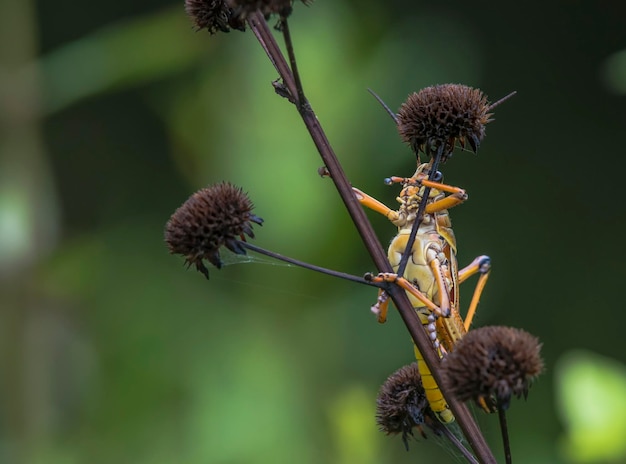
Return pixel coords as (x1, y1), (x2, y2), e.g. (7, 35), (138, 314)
(355, 159), (491, 423)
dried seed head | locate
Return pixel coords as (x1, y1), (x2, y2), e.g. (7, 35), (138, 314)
(376, 363), (435, 449)
(164, 182), (263, 279)
(185, 0), (246, 33)
(397, 84), (492, 160)
(441, 326), (544, 410)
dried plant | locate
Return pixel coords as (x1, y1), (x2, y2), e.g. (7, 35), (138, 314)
(165, 182), (263, 278)
(397, 84), (492, 158)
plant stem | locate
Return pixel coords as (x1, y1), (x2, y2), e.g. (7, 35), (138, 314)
(278, 16), (306, 108)
(248, 12), (298, 103)
(242, 242), (379, 287)
(498, 401), (512, 464)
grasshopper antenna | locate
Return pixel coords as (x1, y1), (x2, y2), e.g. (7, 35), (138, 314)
(488, 91), (517, 111)
(367, 88), (399, 125)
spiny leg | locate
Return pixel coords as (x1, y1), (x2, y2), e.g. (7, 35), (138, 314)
(370, 289), (390, 324)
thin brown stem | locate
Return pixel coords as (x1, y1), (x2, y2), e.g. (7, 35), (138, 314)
(498, 401), (512, 464)
(247, 12), (298, 103)
(278, 16), (306, 108)
(242, 242), (380, 287)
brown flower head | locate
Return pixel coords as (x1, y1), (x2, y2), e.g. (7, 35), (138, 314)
(441, 326), (544, 410)
(397, 84), (492, 160)
(376, 363), (436, 449)
(164, 182), (263, 279)
(185, 0), (246, 33)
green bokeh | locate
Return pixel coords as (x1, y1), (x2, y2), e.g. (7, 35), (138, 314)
(556, 351), (626, 463)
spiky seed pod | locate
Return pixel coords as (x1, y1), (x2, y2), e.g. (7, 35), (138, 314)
(185, 0), (246, 33)
(397, 84), (492, 160)
(376, 363), (435, 449)
(441, 326), (544, 410)
(164, 182), (263, 279)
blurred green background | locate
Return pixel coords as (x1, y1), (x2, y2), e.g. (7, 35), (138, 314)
(2, 1), (626, 463)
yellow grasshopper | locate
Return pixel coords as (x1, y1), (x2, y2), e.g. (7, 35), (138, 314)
(354, 160), (491, 423)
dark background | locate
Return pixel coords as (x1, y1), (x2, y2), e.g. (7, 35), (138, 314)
(2, 1), (625, 463)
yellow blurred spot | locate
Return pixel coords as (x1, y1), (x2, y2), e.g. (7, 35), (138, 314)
(328, 385), (380, 464)
(556, 350), (626, 463)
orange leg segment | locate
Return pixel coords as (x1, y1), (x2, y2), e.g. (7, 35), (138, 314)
(458, 255), (491, 330)
(352, 187), (398, 222)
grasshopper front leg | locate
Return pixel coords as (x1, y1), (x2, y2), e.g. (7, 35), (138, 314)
(352, 187), (400, 223)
